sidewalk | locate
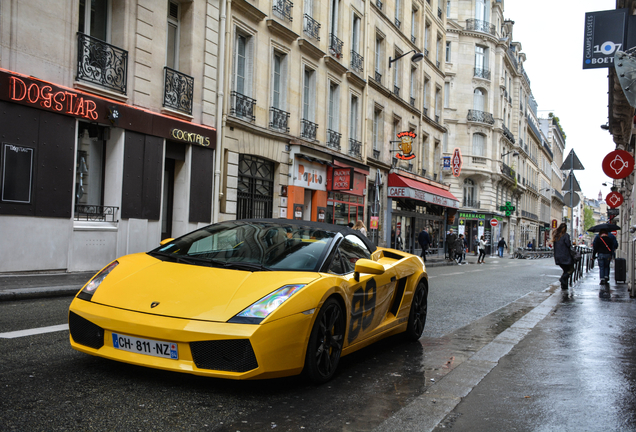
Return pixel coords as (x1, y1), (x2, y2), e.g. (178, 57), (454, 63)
(380, 261), (636, 432)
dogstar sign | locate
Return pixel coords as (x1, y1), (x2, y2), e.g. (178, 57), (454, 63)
(602, 149), (634, 179)
(451, 148), (462, 177)
(606, 191), (624, 208)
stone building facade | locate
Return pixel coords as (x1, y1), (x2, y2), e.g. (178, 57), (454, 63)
(0, 0), (219, 272)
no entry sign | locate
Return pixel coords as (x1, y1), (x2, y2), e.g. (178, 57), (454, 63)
(490, 218), (498, 227)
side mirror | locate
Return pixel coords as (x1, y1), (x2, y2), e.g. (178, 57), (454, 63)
(354, 259), (385, 282)
(160, 238), (174, 246)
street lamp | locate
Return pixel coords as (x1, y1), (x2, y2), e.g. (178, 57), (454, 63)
(501, 150), (519, 158)
(389, 50), (424, 68)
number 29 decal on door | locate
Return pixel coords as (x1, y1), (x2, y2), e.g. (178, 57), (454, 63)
(348, 278), (377, 343)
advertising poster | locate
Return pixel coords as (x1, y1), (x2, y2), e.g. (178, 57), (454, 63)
(294, 204), (303, 220)
(317, 206), (326, 222)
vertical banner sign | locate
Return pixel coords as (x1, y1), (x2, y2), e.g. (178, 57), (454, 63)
(452, 148), (462, 177)
(583, 9), (627, 69)
(443, 156), (451, 171)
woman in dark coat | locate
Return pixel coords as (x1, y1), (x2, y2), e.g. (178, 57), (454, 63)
(552, 223), (573, 290)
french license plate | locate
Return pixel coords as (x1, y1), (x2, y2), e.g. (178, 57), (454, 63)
(112, 333), (178, 359)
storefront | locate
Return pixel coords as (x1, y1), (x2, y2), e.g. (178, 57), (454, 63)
(325, 161), (368, 226)
(452, 212), (504, 255)
(0, 69), (216, 273)
(387, 173), (459, 255)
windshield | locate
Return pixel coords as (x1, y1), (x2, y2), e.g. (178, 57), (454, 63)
(149, 221), (336, 272)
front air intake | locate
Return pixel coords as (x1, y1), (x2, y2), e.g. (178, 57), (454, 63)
(69, 311), (104, 349)
(190, 339), (258, 372)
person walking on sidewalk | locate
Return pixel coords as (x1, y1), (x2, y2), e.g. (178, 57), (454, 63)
(593, 229), (617, 285)
(553, 222), (574, 290)
(455, 234), (467, 265)
(446, 228), (458, 261)
(477, 235), (487, 264)
(418, 227), (430, 262)
(497, 237), (507, 257)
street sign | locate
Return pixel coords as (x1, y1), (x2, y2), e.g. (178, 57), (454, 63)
(602, 149), (635, 179)
(552, 219), (558, 229)
(608, 208), (620, 216)
(612, 230), (618, 236)
(562, 172), (582, 192)
(490, 219), (498, 227)
(606, 191), (624, 208)
(563, 192), (581, 208)
(560, 149), (585, 170)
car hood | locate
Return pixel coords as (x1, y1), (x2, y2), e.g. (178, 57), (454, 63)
(89, 253), (320, 322)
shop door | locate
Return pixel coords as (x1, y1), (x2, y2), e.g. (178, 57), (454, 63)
(303, 189), (312, 221)
(161, 158), (175, 240)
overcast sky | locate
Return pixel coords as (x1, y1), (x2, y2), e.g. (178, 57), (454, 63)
(503, 0), (616, 202)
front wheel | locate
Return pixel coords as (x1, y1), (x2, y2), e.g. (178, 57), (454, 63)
(304, 298), (346, 384)
(404, 281), (428, 341)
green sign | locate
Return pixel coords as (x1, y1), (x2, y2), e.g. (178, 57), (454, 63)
(499, 201), (515, 216)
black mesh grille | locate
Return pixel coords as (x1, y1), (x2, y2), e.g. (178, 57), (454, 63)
(69, 311), (104, 349)
(190, 339), (258, 372)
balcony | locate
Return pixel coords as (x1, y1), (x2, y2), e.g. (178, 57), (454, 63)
(373, 149), (381, 159)
(552, 189), (563, 202)
(376, 0), (382, 10)
(463, 199), (480, 209)
(230, 91), (256, 122)
(502, 124), (515, 143)
(327, 129), (342, 150)
(436, 60), (440, 68)
(349, 139), (362, 158)
(507, 47), (519, 70)
(74, 205), (119, 222)
(163, 67), (194, 115)
(273, 0), (293, 21)
(472, 156), (487, 164)
(465, 18), (496, 36)
(438, 7), (442, 18)
(395, 18), (401, 29)
(301, 118), (318, 140)
(350, 50), (363, 73)
(474, 67), (491, 80)
(393, 85), (400, 97)
(410, 96), (415, 107)
(521, 210), (539, 220)
(269, 107), (290, 132)
(424, 48), (429, 57)
(467, 109), (494, 125)
(329, 33), (343, 59)
(411, 35), (416, 44)
(423, 107), (428, 117)
(375, 70), (382, 84)
(77, 32), (128, 94)
(501, 162), (515, 180)
(303, 14), (320, 40)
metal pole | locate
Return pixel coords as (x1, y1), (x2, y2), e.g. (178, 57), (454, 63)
(570, 168), (574, 240)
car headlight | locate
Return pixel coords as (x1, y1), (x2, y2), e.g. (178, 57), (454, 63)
(77, 260), (119, 301)
(228, 284), (306, 324)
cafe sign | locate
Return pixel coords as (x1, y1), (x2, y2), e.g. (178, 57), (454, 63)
(388, 186), (459, 208)
(395, 131), (416, 160)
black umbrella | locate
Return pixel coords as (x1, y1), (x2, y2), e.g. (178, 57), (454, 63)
(587, 223), (621, 233)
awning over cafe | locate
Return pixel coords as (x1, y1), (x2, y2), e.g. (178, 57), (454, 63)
(387, 173), (459, 208)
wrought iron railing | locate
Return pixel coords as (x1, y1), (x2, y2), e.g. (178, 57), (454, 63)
(376, 0), (383, 10)
(411, 35), (416, 44)
(350, 50), (363, 73)
(77, 32), (128, 94)
(521, 210), (539, 220)
(501, 162), (515, 180)
(467, 109), (494, 124)
(301, 118), (318, 140)
(329, 33), (343, 59)
(474, 67), (491, 80)
(327, 129), (342, 150)
(424, 48), (429, 57)
(438, 7), (442, 18)
(375, 70), (382, 84)
(74, 205), (119, 222)
(230, 91), (256, 122)
(163, 67), (194, 115)
(410, 96), (415, 107)
(465, 18), (496, 35)
(527, 116), (541, 139)
(522, 67), (531, 87)
(507, 47), (518, 69)
(395, 18), (401, 29)
(435, 114), (440, 123)
(269, 107), (290, 132)
(373, 149), (381, 159)
(393, 85), (400, 97)
(463, 199), (480, 209)
(423, 107), (428, 117)
(304, 14), (320, 40)
(349, 139), (362, 158)
(273, 0), (293, 21)
(502, 124), (515, 143)
(436, 60), (440, 68)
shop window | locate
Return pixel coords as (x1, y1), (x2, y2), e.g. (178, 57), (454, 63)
(75, 124), (116, 222)
(237, 155), (274, 219)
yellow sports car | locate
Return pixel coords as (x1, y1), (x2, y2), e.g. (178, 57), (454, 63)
(68, 219), (428, 383)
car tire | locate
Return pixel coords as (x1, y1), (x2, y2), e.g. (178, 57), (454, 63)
(404, 281), (428, 341)
(304, 297), (345, 384)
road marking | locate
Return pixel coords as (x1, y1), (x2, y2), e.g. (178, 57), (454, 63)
(0, 324), (68, 339)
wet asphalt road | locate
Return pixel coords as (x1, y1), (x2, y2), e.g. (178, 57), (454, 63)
(1, 258), (564, 431)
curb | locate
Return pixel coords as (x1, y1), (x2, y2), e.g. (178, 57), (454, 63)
(0, 285), (81, 302)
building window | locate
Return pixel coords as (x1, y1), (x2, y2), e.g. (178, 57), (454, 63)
(375, 34), (384, 82)
(395, 0), (401, 28)
(410, 67), (416, 105)
(350, 94), (359, 141)
(424, 23), (430, 56)
(75, 123), (107, 219)
(446, 0), (451, 17)
(475, 0), (489, 22)
(463, 178), (475, 207)
(393, 50), (401, 95)
(435, 88), (441, 121)
(472, 133), (485, 156)
(303, 67), (316, 122)
(475, 45), (489, 76)
(79, 0), (109, 41)
(444, 82), (450, 108)
(166, 1), (180, 69)
(231, 30), (256, 121)
(473, 88), (485, 111)
(373, 107), (383, 153)
(328, 81), (340, 134)
(436, 36), (442, 66)
(270, 51), (290, 132)
(237, 155), (274, 219)
(445, 41), (451, 63)
(411, 8), (418, 42)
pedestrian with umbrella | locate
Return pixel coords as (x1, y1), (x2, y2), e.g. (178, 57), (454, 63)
(589, 224), (620, 285)
(552, 222), (576, 290)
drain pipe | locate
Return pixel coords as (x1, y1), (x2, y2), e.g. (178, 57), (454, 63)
(213, 0), (229, 223)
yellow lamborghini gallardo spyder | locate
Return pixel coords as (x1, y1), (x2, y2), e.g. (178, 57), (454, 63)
(68, 219), (428, 383)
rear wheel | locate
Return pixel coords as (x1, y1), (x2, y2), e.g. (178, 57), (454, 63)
(304, 298), (345, 384)
(404, 281), (428, 341)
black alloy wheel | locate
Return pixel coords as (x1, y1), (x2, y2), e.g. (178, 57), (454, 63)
(304, 298), (345, 384)
(405, 281), (428, 341)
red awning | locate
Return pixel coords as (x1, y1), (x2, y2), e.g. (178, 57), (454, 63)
(388, 173), (459, 203)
